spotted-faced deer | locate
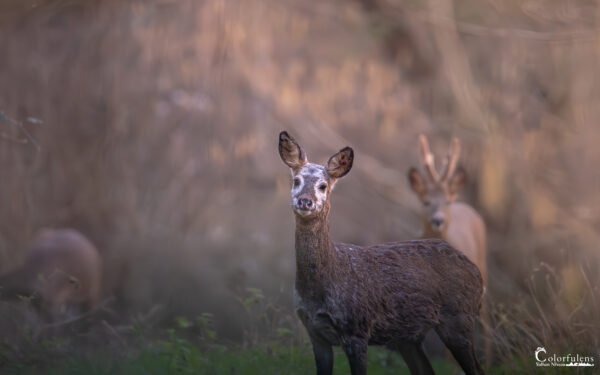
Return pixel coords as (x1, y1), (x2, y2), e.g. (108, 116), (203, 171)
(0, 228), (102, 322)
(279, 131), (484, 375)
(407, 135), (489, 365)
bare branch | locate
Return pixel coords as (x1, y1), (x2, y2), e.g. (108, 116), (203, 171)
(0, 111), (41, 151)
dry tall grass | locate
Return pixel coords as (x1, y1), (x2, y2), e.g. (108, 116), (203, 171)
(0, 0), (598, 365)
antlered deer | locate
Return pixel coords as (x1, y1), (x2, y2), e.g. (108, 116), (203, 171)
(0, 228), (102, 322)
(407, 135), (486, 283)
(407, 134), (489, 363)
(279, 131), (484, 375)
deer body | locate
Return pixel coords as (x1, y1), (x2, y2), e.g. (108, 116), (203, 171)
(0, 228), (102, 320)
(280, 131), (484, 375)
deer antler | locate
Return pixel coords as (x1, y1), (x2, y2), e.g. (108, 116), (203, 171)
(440, 137), (461, 181)
(418, 134), (441, 183)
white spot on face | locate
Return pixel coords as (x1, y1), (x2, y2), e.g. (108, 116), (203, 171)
(291, 174), (304, 194)
(299, 163), (327, 178)
(290, 174), (303, 208)
(313, 178), (328, 209)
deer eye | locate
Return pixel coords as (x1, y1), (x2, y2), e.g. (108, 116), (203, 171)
(293, 177), (301, 187)
(318, 183), (327, 192)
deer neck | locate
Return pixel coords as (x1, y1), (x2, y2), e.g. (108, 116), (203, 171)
(294, 211), (337, 302)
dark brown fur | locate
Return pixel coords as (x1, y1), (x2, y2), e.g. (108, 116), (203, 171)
(280, 131), (484, 375)
(0, 228), (102, 321)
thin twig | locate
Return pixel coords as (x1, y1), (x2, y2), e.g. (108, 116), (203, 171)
(0, 133), (28, 145)
(101, 319), (127, 347)
(0, 111), (41, 151)
(41, 296), (115, 330)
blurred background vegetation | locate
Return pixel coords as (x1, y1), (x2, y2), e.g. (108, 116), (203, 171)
(0, 0), (598, 372)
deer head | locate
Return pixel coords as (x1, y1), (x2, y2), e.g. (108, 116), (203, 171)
(278, 131), (353, 220)
(407, 135), (467, 235)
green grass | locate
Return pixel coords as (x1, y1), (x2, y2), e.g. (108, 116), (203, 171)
(15, 344), (458, 375)
(45, 347), (454, 375)
(2, 279), (597, 375)
(3, 333), (597, 375)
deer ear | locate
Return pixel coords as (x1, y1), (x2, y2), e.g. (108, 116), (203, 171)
(408, 167), (427, 197)
(326, 147), (353, 179)
(278, 131), (307, 170)
(448, 166), (467, 195)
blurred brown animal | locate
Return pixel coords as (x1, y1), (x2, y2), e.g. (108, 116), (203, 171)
(279, 131), (484, 375)
(0, 228), (102, 322)
(407, 135), (487, 283)
(407, 134), (489, 365)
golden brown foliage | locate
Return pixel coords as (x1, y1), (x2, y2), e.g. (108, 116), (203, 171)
(0, 0), (598, 357)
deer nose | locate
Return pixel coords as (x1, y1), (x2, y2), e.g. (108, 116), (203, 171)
(431, 217), (444, 228)
(298, 197), (314, 210)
